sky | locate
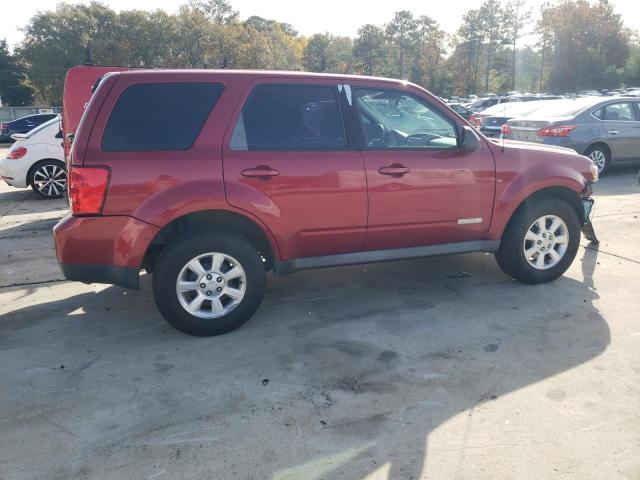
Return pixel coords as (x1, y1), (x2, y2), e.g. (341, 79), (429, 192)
(3, 0), (640, 50)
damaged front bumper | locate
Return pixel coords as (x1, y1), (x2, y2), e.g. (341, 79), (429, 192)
(581, 197), (598, 244)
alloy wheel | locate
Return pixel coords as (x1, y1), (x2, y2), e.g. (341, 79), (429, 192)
(523, 215), (569, 270)
(33, 164), (66, 197)
(175, 252), (246, 319)
(588, 149), (607, 174)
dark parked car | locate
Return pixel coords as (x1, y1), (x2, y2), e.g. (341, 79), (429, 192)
(505, 97), (640, 173)
(54, 69), (598, 336)
(0, 113), (59, 142)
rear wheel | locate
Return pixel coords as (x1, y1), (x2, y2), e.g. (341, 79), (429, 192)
(495, 198), (580, 284)
(584, 144), (610, 175)
(152, 232), (265, 336)
(29, 160), (67, 199)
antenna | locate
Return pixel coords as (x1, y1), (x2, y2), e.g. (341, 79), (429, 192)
(501, 96), (507, 152)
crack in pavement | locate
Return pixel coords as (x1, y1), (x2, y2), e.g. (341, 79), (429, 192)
(0, 278), (67, 289)
(594, 210), (640, 218)
(581, 244), (640, 265)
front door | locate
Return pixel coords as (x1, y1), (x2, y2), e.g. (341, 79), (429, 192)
(222, 80), (367, 260)
(349, 83), (496, 251)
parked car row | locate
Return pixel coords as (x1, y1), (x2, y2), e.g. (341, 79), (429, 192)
(498, 97), (640, 174)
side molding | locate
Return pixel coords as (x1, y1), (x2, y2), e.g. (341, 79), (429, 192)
(274, 240), (500, 275)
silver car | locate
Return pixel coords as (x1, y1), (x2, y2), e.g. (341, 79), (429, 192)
(505, 97), (640, 173)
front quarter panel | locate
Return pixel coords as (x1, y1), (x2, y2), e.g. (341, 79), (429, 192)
(487, 142), (590, 240)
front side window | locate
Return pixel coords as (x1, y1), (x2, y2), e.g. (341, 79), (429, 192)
(230, 84), (346, 151)
(602, 102), (636, 122)
(354, 88), (458, 149)
(102, 82), (223, 152)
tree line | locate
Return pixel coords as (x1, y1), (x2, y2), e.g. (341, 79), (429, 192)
(1, 0), (639, 106)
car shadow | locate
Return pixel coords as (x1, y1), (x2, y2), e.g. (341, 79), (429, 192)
(0, 251), (609, 479)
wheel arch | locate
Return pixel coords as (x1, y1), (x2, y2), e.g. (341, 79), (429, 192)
(142, 209), (278, 273)
(26, 158), (66, 186)
(583, 141), (611, 160)
(502, 186), (585, 237)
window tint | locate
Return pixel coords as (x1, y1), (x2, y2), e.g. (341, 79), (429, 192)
(603, 102), (636, 121)
(102, 82), (223, 151)
(354, 88), (458, 149)
(230, 84), (346, 150)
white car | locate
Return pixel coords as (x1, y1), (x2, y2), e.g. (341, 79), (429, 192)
(0, 116), (66, 199)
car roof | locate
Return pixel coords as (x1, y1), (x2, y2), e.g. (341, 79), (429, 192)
(111, 69), (411, 87)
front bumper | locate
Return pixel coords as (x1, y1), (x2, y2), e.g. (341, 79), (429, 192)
(54, 214), (159, 289)
(581, 197), (598, 244)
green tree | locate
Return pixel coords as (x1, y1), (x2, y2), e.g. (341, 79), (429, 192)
(0, 40), (33, 106)
(303, 33), (352, 73)
(505, 0), (531, 90)
(478, 0), (509, 92)
(352, 24), (387, 76)
(385, 11), (417, 79)
(538, 0), (629, 92)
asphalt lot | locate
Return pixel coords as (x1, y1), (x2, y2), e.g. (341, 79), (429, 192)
(1, 144), (639, 480)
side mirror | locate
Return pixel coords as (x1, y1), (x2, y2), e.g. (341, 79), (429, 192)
(460, 125), (480, 151)
(55, 129), (63, 139)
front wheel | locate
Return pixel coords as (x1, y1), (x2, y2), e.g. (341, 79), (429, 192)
(495, 198), (581, 284)
(153, 232), (266, 336)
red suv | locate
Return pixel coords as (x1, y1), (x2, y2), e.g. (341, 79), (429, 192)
(54, 70), (599, 336)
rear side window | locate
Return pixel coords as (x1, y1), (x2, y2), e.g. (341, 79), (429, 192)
(601, 102), (636, 121)
(102, 82), (223, 152)
(230, 84), (346, 151)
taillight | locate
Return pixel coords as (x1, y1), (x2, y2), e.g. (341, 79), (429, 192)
(0, 122), (6, 129)
(7, 147), (27, 159)
(538, 125), (576, 137)
(501, 124), (512, 136)
(68, 167), (110, 216)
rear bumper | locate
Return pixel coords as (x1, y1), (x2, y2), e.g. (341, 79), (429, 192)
(54, 214), (159, 289)
(59, 264), (140, 289)
(0, 158), (28, 188)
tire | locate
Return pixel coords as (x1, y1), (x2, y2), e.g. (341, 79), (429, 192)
(152, 232), (266, 336)
(584, 144), (610, 175)
(495, 197), (581, 284)
(29, 160), (67, 199)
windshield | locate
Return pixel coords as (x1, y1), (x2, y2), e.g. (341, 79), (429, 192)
(23, 115), (61, 139)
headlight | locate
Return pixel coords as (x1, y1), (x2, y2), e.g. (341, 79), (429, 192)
(590, 163), (599, 182)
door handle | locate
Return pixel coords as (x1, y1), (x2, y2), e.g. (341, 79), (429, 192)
(241, 166), (280, 179)
(378, 164), (410, 177)
(608, 130), (620, 135)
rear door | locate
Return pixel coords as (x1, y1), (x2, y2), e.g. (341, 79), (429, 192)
(349, 82), (495, 251)
(222, 79), (368, 260)
(602, 101), (640, 159)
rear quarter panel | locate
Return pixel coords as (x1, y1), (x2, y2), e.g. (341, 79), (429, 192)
(79, 71), (282, 260)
